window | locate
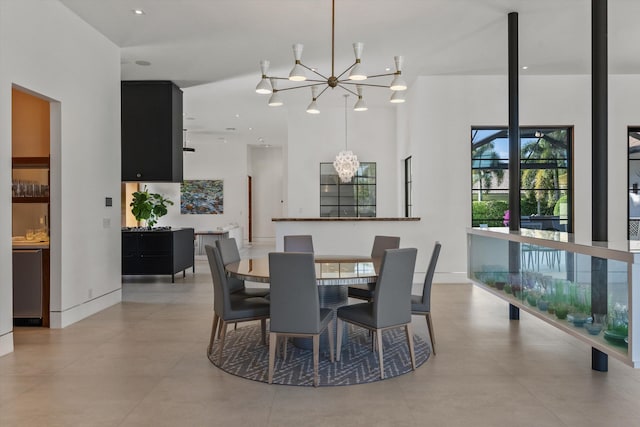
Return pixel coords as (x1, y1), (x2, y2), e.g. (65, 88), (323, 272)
(628, 127), (640, 239)
(471, 127), (572, 231)
(404, 156), (413, 217)
(320, 162), (376, 217)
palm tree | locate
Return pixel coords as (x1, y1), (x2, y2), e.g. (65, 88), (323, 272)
(521, 130), (567, 215)
(472, 141), (505, 202)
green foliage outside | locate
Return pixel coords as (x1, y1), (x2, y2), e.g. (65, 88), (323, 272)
(472, 200), (509, 226)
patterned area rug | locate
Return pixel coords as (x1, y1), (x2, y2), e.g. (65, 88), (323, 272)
(207, 324), (431, 386)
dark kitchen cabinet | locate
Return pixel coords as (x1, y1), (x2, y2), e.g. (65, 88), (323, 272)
(121, 81), (183, 182)
(122, 228), (194, 282)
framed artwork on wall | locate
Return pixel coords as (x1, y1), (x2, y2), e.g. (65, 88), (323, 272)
(180, 180), (223, 214)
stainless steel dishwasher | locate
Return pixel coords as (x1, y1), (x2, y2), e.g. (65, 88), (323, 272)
(13, 249), (43, 324)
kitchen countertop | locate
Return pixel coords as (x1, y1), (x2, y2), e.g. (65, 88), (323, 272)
(12, 239), (50, 249)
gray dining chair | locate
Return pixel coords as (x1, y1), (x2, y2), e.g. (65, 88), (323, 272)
(411, 241), (441, 355)
(267, 252), (334, 387)
(215, 238), (269, 298)
(205, 245), (270, 364)
(337, 247), (418, 379)
(283, 235), (314, 253)
(348, 235), (400, 302)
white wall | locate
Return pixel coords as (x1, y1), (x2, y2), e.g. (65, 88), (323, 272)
(403, 74), (640, 278)
(0, 0), (121, 352)
(286, 106), (398, 217)
(146, 133), (249, 239)
(610, 76), (640, 242)
(249, 146), (284, 240)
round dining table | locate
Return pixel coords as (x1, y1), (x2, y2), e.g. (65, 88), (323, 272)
(225, 254), (380, 286)
(225, 254), (381, 350)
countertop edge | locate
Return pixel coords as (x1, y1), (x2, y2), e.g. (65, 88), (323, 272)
(272, 217), (421, 222)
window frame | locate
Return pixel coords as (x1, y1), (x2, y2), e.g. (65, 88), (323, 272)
(471, 126), (573, 232)
(320, 162), (377, 217)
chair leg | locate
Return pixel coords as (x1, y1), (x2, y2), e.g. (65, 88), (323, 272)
(425, 313), (436, 355)
(268, 333), (277, 384)
(260, 319), (267, 345)
(327, 320), (335, 363)
(405, 323), (416, 371)
(376, 329), (384, 379)
(336, 318), (344, 361)
(217, 321), (227, 365)
(313, 334), (320, 387)
(216, 317), (224, 339)
(208, 313), (219, 355)
(283, 337), (288, 361)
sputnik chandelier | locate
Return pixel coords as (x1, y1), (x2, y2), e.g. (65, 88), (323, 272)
(255, 0), (407, 113)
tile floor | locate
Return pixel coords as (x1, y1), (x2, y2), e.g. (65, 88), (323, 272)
(2, 242), (640, 426)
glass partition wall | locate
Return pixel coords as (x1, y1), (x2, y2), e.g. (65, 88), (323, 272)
(471, 127), (572, 231)
(468, 229), (635, 366)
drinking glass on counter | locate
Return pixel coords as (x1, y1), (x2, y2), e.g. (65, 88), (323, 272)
(25, 229), (35, 241)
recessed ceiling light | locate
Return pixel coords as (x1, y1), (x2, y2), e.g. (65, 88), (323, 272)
(385, 67), (391, 72)
(132, 9), (145, 15)
(522, 66), (529, 70)
(135, 60), (151, 66)
(235, 114), (240, 118)
(248, 127), (253, 131)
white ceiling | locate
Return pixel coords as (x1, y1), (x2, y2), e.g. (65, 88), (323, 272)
(58, 0), (640, 147)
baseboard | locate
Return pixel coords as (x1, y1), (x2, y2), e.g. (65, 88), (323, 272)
(413, 271), (470, 285)
(50, 288), (122, 329)
(0, 331), (14, 357)
(435, 272), (471, 284)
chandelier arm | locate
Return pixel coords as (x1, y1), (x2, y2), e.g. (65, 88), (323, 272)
(276, 82), (326, 92)
(364, 72), (398, 79)
(340, 82), (393, 89)
(337, 84), (358, 97)
(299, 63), (330, 80)
(335, 62), (358, 80)
(315, 85), (331, 100)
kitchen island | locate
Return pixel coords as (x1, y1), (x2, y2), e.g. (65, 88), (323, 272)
(122, 227), (194, 282)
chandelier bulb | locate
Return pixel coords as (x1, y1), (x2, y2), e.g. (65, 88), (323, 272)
(268, 92), (284, 107)
(292, 43), (304, 61)
(390, 91), (406, 104)
(260, 59), (270, 75)
(390, 74), (407, 91)
(353, 42), (364, 60)
(255, 77), (272, 95)
(354, 86), (367, 111)
(306, 99), (320, 114)
(394, 55), (404, 72)
(268, 78), (283, 106)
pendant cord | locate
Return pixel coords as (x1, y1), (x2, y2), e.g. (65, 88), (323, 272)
(344, 95), (348, 150)
(331, 0), (335, 78)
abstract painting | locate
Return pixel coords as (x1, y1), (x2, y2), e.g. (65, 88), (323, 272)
(180, 180), (223, 214)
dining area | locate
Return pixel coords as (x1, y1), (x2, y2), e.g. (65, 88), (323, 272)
(205, 235), (441, 387)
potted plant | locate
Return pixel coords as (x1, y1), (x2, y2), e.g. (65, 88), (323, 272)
(130, 185), (174, 228)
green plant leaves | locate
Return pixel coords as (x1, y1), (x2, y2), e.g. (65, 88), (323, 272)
(130, 186), (173, 227)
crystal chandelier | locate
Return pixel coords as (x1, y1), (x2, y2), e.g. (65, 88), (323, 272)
(333, 95), (359, 183)
(255, 0), (407, 113)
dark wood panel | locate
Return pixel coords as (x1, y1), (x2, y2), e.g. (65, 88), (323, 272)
(121, 81), (183, 182)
